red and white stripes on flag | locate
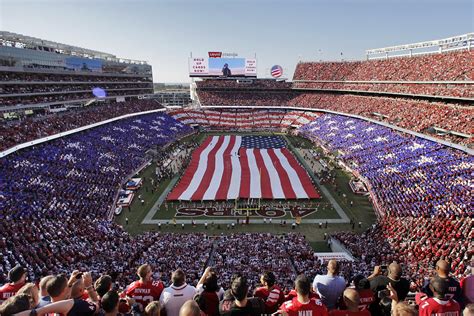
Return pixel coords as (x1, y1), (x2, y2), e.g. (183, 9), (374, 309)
(167, 135), (320, 201)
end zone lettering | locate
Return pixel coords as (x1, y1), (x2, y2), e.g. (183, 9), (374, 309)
(175, 207), (318, 218)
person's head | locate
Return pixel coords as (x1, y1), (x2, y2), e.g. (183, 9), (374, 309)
(179, 300), (201, 316)
(46, 274), (69, 301)
(39, 275), (54, 297)
(203, 272), (219, 292)
(342, 288), (360, 311)
(223, 63), (229, 69)
(17, 282), (39, 308)
(8, 265), (27, 284)
(0, 293), (31, 316)
(379, 297), (393, 316)
(71, 278), (84, 299)
(172, 269), (186, 287)
(294, 274), (311, 297)
(101, 290), (120, 315)
(435, 260), (450, 278)
(352, 275), (370, 290)
(95, 275), (113, 298)
(388, 262), (402, 281)
(231, 276), (248, 301)
(138, 264), (152, 282)
(260, 271), (276, 288)
(144, 301), (161, 316)
(431, 276), (449, 299)
(392, 302), (417, 316)
(464, 304), (474, 316)
(327, 260), (339, 275)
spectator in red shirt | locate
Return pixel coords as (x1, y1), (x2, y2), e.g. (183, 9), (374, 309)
(253, 271), (285, 314)
(0, 266), (27, 304)
(416, 277), (461, 316)
(279, 274), (328, 316)
(125, 264), (164, 312)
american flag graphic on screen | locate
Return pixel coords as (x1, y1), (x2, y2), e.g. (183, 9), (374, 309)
(167, 135), (320, 201)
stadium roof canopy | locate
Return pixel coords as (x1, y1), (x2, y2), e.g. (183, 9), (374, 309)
(366, 33), (474, 59)
(0, 31), (148, 65)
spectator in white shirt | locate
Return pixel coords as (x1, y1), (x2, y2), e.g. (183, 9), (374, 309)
(159, 269), (196, 316)
(312, 260), (346, 310)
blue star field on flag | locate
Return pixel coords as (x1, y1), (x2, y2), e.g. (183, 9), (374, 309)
(240, 135), (287, 149)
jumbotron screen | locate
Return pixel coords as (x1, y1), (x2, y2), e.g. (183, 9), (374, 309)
(189, 57), (257, 77)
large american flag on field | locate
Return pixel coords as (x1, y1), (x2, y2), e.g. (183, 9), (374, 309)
(167, 135), (320, 201)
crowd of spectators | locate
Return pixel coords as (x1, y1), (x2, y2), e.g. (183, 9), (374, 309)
(196, 79), (292, 90)
(293, 81), (474, 98)
(0, 105), (472, 315)
(292, 50), (474, 98)
(1, 253), (472, 316)
(0, 83), (152, 95)
(0, 89), (152, 107)
(298, 113), (472, 295)
(293, 50), (474, 82)
(299, 114), (473, 216)
(1, 111), (192, 220)
(291, 94), (473, 142)
(0, 99), (163, 152)
(196, 89), (473, 145)
(197, 90), (299, 108)
(168, 109), (320, 130)
(0, 71), (152, 83)
(333, 216), (472, 290)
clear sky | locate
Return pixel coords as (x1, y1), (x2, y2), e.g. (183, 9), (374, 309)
(0, 0), (472, 83)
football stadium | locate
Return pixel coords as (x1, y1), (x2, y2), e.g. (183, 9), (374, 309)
(0, 1), (473, 315)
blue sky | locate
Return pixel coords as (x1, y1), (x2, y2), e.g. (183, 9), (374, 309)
(0, 0), (472, 83)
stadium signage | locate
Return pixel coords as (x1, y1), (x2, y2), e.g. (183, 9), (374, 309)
(189, 57), (257, 77)
(208, 52), (238, 58)
(208, 52), (222, 58)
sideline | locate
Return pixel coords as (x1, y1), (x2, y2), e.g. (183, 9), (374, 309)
(284, 136), (350, 223)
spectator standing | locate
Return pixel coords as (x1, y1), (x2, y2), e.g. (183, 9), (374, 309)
(312, 260), (346, 310)
(279, 274), (328, 316)
(125, 264), (165, 312)
(422, 260), (463, 305)
(195, 267), (223, 316)
(368, 263), (410, 315)
(253, 271), (285, 314)
(219, 276), (265, 316)
(0, 266), (27, 304)
(416, 277), (461, 316)
(160, 269), (196, 316)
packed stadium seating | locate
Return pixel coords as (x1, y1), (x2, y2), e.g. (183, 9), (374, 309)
(0, 89), (153, 107)
(299, 113), (472, 216)
(1, 108), (472, 315)
(168, 108), (320, 130)
(0, 100), (163, 152)
(196, 89), (473, 145)
(294, 50), (474, 81)
(1, 111), (191, 219)
(0, 71), (152, 82)
(293, 50), (474, 98)
(293, 81), (474, 98)
(196, 79), (292, 90)
(333, 216), (473, 289)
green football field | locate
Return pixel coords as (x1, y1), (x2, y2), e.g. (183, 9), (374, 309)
(114, 132), (376, 246)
